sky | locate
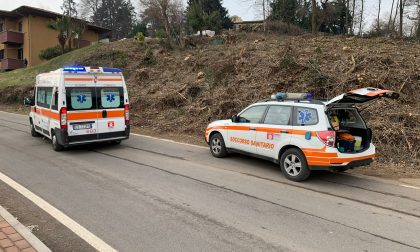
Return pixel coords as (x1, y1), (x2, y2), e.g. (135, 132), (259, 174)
(0, 0), (405, 27)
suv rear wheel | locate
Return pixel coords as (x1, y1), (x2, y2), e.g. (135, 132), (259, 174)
(209, 133), (227, 158)
(280, 148), (311, 181)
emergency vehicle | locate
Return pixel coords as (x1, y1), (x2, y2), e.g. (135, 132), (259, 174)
(205, 88), (398, 181)
(24, 66), (130, 151)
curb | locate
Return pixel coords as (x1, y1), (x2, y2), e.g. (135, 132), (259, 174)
(0, 205), (51, 252)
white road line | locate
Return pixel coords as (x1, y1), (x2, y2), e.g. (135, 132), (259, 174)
(131, 133), (208, 149)
(399, 184), (420, 190)
(0, 171), (117, 252)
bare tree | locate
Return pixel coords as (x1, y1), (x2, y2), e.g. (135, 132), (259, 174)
(377, 0), (382, 32)
(389, 0), (395, 31)
(351, 0), (356, 35)
(139, 0), (182, 44)
(345, 0), (350, 34)
(312, 0), (317, 34)
(400, 0), (404, 36)
(79, 0), (102, 20)
(359, 0), (364, 35)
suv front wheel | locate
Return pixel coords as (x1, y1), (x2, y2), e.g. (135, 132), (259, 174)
(280, 148), (311, 181)
(209, 133), (228, 158)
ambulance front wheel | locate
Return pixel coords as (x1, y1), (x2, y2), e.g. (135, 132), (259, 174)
(280, 148), (311, 182)
(30, 119), (39, 137)
(210, 133), (227, 158)
(52, 132), (64, 152)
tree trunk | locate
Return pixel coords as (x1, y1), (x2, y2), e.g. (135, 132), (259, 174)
(311, 0), (317, 34)
(345, 0), (350, 34)
(359, 0), (364, 36)
(263, 0), (266, 32)
(392, 0), (400, 31)
(377, 0), (381, 32)
(389, 0), (395, 31)
(351, 0), (356, 35)
(400, 0), (403, 37)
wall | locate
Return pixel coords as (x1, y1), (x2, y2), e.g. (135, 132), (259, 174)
(28, 15), (61, 66)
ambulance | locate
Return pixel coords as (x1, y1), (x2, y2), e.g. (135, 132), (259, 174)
(24, 66), (130, 151)
(205, 88), (398, 181)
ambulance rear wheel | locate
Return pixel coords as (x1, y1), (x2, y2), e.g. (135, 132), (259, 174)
(280, 148), (311, 182)
(210, 133), (227, 158)
(30, 120), (39, 137)
(52, 132), (64, 152)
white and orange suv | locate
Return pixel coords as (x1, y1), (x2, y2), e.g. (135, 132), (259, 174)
(205, 88), (398, 181)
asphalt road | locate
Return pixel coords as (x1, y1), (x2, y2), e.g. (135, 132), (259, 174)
(0, 111), (420, 252)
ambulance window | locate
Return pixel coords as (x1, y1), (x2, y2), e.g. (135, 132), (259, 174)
(51, 91), (58, 111)
(46, 88), (53, 108)
(264, 106), (292, 125)
(69, 88), (93, 110)
(295, 107), (318, 126)
(100, 88), (121, 108)
(238, 106), (267, 123)
(37, 88), (46, 105)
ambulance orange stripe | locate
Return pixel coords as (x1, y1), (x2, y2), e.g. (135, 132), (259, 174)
(33, 107), (60, 120)
(102, 110), (125, 118)
(68, 112), (98, 120)
(64, 78), (94, 81)
(42, 110), (60, 120)
(67, 110), (125, 120)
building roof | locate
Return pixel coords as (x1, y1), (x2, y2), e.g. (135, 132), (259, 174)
(0, 5), (110, 33)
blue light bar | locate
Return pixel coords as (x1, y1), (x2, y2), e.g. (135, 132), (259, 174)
(63, 66), (86, 72)
(272, 92), (313, 100)
(102, 67), (122, 73)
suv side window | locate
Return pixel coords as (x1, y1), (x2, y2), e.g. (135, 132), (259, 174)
(263, 106), (292, 125)
(295, 107), (318, 126)
(238, 106), (267, 123)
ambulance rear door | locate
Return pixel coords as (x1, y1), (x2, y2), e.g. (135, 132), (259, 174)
(65, 74), (99, 142)
(95, 73), (126, 139)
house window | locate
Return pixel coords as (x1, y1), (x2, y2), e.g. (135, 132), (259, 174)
(18, 22), (22, 32)
(0, 23), (4, 32)
(17, 48), (23, 60)
(0, 50), (4, 60)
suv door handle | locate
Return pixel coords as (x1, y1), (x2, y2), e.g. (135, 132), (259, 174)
(281, 130), (289, 134)
(249, 127), (257, 131)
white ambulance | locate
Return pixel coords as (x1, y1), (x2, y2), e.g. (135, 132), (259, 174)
(205, 88), (398, 181)
(24, 66), (130, 151)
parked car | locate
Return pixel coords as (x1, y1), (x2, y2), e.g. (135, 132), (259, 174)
(205, 88), (398, 181)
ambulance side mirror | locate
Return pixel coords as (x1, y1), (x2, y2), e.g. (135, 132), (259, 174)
(231, 114), (238, 123)
(24, 97), (34, 106)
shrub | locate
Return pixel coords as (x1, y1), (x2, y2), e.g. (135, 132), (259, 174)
(134, 32), (145, 44)
(39, 46), (72, 60)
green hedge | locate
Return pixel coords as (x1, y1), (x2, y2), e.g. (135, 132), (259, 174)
(39, 46), (73, 60)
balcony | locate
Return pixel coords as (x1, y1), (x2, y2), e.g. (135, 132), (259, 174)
(0, 58), (24, 70)
(0, 31), (24, 45)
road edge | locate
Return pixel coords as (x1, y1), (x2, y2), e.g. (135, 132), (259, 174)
(0, 204), (51, 252)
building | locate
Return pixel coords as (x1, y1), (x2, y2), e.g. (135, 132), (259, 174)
(0, 6), (110, 71)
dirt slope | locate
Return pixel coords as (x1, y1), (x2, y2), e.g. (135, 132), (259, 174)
(1, 33), (419, 173)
